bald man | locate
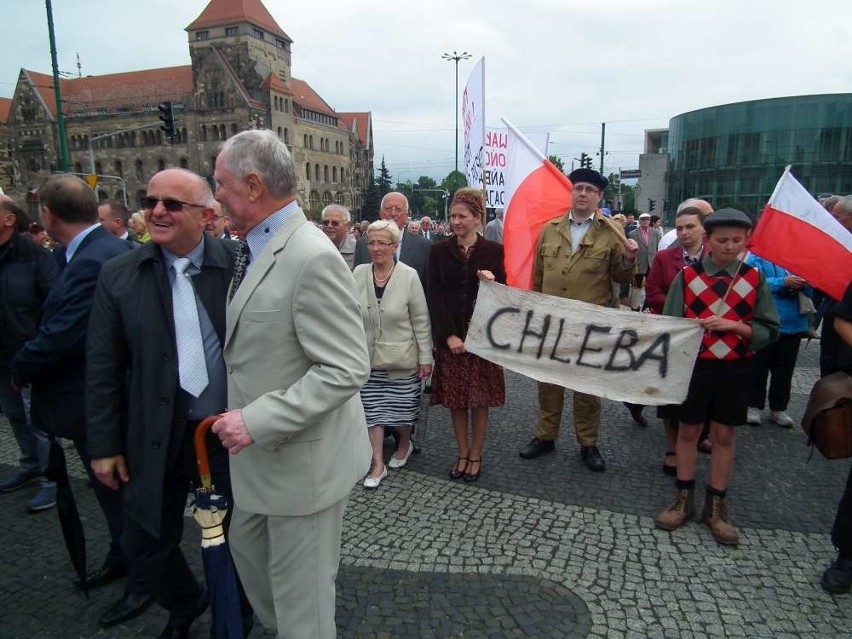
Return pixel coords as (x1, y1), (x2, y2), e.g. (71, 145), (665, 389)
(658, 198), (714, 251)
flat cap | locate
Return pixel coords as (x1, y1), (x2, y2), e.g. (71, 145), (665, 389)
(703, 207), (753, 231)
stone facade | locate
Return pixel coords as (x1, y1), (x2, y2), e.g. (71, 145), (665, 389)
(3, 0), (373, 219)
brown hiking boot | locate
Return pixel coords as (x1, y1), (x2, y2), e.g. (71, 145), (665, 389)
(655, 488), (694, 531)
(702, 493), (739, 546)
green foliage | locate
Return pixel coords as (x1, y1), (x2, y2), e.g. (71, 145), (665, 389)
(376, 157), (393, 197)
(548, 155), (566, 175)
(441, 170), (468, 202)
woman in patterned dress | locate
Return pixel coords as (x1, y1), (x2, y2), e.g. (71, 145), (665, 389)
(427, 188), (506, 482)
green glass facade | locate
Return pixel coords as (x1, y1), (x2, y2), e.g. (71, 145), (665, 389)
(667, 94), (852, 218)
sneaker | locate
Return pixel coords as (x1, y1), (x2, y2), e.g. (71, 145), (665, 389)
(746, 407), (762, 426)
(0, 468), (43, 493)
(26, 482), (57, 513)
(770, 410), (794, 428)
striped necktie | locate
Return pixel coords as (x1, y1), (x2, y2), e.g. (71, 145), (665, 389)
(229, 240), (249, 302)
(172, 257), (209, 397)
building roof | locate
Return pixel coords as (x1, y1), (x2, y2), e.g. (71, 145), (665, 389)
(261, 73), (293, 96)
(290, 77), (337, 119)
(0, 97), (11, 125)
(23, 66), (193, 118)
(339, 112), (371, 149)
(186, 0), (290, 41)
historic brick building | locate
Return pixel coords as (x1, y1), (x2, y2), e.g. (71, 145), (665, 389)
(3, 0), (373, 217)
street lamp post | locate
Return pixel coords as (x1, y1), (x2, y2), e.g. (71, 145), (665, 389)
(442, 50), (471, 175)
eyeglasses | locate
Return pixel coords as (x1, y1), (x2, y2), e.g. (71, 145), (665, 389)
(321, 219), (344, 227)
(367, 240), (395, 247)
(573, 185), (600, 195)
(143, 196), (207, 212)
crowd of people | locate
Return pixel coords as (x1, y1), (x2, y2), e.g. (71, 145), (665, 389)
(0, 136), (850, 638)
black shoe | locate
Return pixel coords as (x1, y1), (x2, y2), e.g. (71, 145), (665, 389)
(74, 560), (127, 590)
(519, 437), (555, 459)
(160, 593), (208, 638)
(99, 591), (156, 628)
(463, 459), (482, 482)
(822, 557), (852, 595)
(580, 446), (606, 472)
(624, 402), (648, 427)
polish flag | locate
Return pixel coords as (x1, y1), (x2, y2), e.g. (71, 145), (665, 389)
(502, 118), (571, 289)
(750, 167), (852, 301)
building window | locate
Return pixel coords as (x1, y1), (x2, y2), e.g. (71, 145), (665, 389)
(201, 125), (208, 142)
(253, 28), (264, 40)
(74, 162), (82, 174)
(303, 134), (308, 147)
(196, 31), (209, 41)
(315, 164), (320, 181)
(284, 128), (289, 144)
(95, 161), (103, 175)
(305, 163), (311, 180)
(284, 99), (289, 114)
(324, 165), (328, 182)
(275, 39), (286, 49)
(277, 127), (282, 138)
(225, 26), (238, 37)
(114, 161), (123, 178)
(179, 158), (188, 169)
(157, 159), (166, 172)
(332, 167), (337, 182)
(135, 160), (144, 181)
(231, 124), (237, 137)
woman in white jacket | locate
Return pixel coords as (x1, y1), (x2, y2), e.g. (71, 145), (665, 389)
(353, 220), (433, 488)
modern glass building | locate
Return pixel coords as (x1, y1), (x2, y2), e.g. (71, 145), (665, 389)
(666, 94), (852, 217)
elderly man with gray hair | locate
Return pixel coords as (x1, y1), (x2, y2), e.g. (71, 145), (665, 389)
(321, 203), (355, 270)
(211, 129), (371, 638)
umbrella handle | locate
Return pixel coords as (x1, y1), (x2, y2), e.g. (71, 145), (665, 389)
(195, 415), (223, 491)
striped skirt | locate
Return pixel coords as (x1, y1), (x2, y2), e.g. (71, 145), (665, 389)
(360, 369), (422, 427)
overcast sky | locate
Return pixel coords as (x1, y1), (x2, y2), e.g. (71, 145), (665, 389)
(2, 0), (850, 182)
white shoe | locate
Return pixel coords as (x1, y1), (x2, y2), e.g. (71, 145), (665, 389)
(746, 407), (762, 425)
(362, 466), (387, 489)
(770, 410), (794, 428)
(388, 441), (414, 469)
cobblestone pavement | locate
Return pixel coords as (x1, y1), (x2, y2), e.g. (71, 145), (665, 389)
(2, 343), (852, 637)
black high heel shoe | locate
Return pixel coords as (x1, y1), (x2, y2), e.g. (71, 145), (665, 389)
(463, 458), (482, 482)
(449, 457), (468, 480)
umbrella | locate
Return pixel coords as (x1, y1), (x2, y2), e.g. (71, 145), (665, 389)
(193, 416), (244, 639)
(44, 436), (88, 598)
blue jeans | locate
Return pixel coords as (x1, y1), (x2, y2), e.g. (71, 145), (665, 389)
(0, 367), (49, 475)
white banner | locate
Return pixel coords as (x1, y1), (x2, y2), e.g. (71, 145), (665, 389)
(465, 282), (703, 405)
(462, 57), (485, 188)
(484, 127), (549, 209)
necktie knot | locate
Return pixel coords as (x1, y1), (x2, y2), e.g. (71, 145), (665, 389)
(173, 256), (191, 275)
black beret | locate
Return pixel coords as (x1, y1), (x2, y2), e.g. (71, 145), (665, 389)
(568, 168), (608, 192)
(703, 208), (753, 231)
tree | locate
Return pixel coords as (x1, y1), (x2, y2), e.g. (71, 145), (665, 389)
(376, 157), (392, 197)
(362, 174), (381, 220)
(441, 170), (467, 203)
(548, 155), (566, 175)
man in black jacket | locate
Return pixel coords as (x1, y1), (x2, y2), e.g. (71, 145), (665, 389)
(0, 196), (58, 512)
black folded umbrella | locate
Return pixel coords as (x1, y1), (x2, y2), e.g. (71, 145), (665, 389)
(45, 437), (88, 598)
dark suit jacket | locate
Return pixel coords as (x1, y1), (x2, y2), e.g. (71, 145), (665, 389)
(11, 226), (131, 440)
(628, 227), (660, 275)
(353, 229), (431, 288)
(427, 235), (506, 349)
(86, 237), (234, 538)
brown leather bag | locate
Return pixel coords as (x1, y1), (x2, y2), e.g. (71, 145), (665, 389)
(801, 372), (852, 460)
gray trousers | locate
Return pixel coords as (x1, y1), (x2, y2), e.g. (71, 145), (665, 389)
(0, 367), (48, 475)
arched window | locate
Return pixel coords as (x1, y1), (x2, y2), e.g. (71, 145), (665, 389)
(303, 134), (308, 147)
(135, 160), (144, 181)
(284, 99), (289, 114)
(231, 124), (237, 136)
(332, 167), (337, 183)
(157, 158), (166, 172)
(323, 165), (328, 182)
(305, 163), (311, 180)
(114, 161), (123, 178)
(334, 192), (345, 205)
(97, 189), (109, 202)
(201, 125), (208, 142)
(284, 128), (289, 144)
(309, 136), (314, 150)
(95, 161), (103, 175)
(322, 191), (333, 206)
(179, 158), (188, 169)
(136, 190), (146, 207)
(174, 129), (182, 144)
(315, 164), (320, 181)
(219, 125), (226, 139)
(277, 127), (282, 138)
(309, 190), (320, 212)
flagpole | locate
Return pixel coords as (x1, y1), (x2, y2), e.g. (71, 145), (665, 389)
(501, 118), (547, 163)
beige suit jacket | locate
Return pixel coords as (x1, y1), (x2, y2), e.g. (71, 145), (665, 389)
(224, 209), (371, 516)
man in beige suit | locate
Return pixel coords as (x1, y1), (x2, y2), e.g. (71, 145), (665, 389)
(211, 130), (371, 638)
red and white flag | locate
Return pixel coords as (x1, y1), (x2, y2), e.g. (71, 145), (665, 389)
(750, 167), (852, 301)
(502, 118), (571, 289)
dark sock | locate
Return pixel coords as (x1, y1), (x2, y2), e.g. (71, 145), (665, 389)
(706, 485), (727, 498)
(676, 479), (695, 491)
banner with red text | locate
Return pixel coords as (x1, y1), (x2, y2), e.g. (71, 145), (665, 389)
(462, 57), (485, 189)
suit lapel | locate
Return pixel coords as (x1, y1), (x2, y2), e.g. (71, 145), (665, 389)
(225, 210), (308, 348)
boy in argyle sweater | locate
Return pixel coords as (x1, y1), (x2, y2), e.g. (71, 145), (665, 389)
(655, 208), (779, 545)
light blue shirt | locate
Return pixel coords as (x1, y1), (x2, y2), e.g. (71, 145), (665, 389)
(65, 222), (101, 262)
(567, 211), (594, 253)
(244, 199), (301, 273)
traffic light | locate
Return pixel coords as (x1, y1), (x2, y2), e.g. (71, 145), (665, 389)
(662, 199), (669, 213)
(158, 101), (175, 143)
(648, 198), (656, 212)
(579, 152), (592, 169)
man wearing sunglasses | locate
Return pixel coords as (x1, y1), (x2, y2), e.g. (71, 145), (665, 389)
(86, 168), (251, 638)
(320, 203), (355, 270)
